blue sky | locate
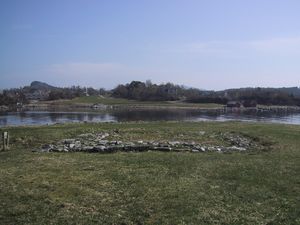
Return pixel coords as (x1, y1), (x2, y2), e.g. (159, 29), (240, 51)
(1, 0), (300, 90)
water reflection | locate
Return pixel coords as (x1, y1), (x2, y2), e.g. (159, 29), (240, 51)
(0, 117), (7, 126)
(0, 109), (300, 127)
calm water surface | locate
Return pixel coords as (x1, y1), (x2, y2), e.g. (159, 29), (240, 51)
(1, 109), (300, 127)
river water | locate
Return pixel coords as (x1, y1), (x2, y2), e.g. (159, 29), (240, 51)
(1, 109), (300, 127)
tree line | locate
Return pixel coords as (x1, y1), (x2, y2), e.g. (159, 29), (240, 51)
(112, 81), (300, 106)
(1, 80), (300, 107)
(0, 81), (107, 106)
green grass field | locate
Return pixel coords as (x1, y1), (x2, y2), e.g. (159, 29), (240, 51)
(0, 121), (299, 224)
(50, 96), (223, 109)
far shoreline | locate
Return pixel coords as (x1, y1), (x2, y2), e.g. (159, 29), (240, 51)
(1, 96), (300, 113)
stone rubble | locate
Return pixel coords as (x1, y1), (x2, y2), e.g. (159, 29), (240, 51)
(39, 131), (262, 154)
(220, 132), (258, 149)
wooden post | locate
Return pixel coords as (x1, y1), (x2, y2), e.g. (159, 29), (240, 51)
(2, 132), (9, 150)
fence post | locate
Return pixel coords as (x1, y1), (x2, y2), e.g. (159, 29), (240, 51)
(2, 132), (9, 151)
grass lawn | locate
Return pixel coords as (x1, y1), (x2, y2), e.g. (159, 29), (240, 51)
(0, 121), (299, 224)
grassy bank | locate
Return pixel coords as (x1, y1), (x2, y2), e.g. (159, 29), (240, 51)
(32, 96), (223, 109)
(0, 121), (299, 224)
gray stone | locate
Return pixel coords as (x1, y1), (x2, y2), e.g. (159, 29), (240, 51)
(100, 133), (109, 139)
(63, 146), (69, 152)
(152, 146), (171, 152)
(94, 145), (107, 152)
(98, 140), (108, 145)
(55, 146), (64, 152)
(82, 146), (94, 152)
(168, 141), (181, 146)
(228, 146), (247, 151)
(183, 142), (195, 147)
(41, 144), (53, 152)
(199, 131), (206, 135)
(63, 139), (75, 144)
(78, 133), (94, 138)
(152, 142), (159, 146)
(208, 147), (216, 151)
(74, 141), (81, 148)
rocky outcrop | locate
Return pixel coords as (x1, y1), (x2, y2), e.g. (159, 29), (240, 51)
(39, 131), (264, 154)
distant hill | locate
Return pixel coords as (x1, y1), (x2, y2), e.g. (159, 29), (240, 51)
(30, 81), (57, 90)
(111, 81), (300, 105)
(278, 87), (300, 97)
(217, 87), (300, 98)
(1, 80), (300, 106)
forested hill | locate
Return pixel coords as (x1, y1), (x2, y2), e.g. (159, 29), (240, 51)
(29, 81), (57, 90)
(1, 80), (300, 106)
(112, 81), (300, 106)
